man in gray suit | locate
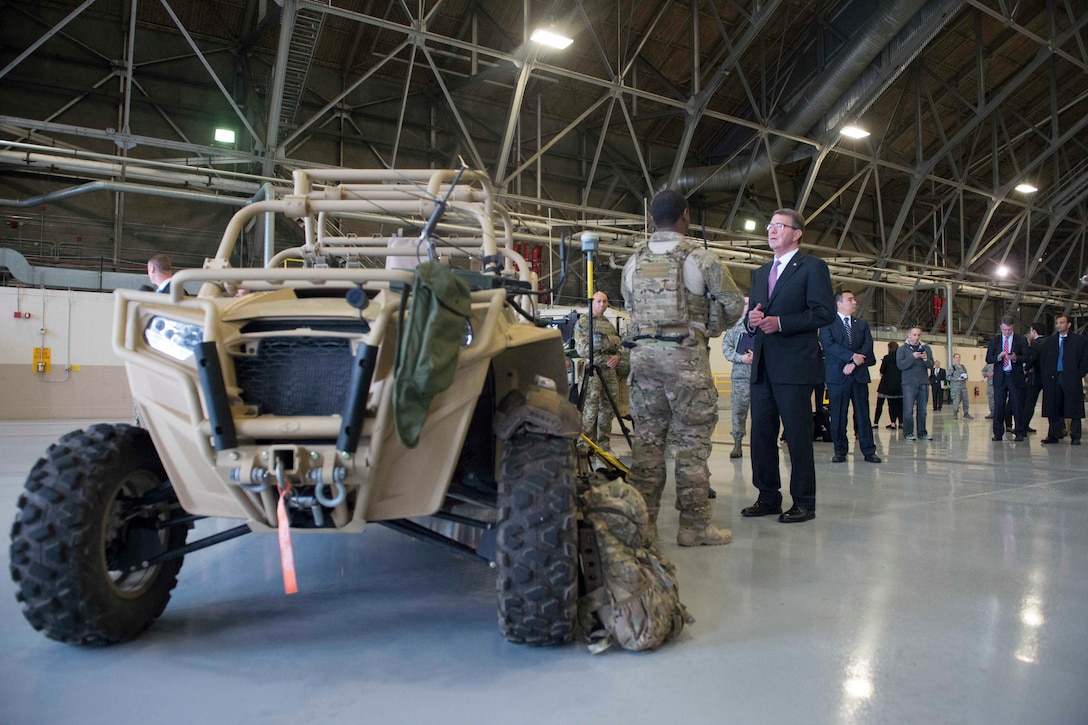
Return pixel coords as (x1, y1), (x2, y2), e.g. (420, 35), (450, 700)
(897, 327), (934, 441)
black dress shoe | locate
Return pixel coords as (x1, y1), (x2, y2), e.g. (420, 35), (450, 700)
(831, 454), (846, 463)
(708, 487), (717, 499)
(779, 506), (815, 523)
(1026, 427), (1037, 433)
(1012, 435), (1025, 442)
(742, 500), (783, 517)
(1040, 437), (1059, 444)
(992, 436), (1003, 441)
(1073, 439), (1081, 446)
(864, 454), (881, 463)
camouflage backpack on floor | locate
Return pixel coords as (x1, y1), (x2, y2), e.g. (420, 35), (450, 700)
(577, 475), (693, 653)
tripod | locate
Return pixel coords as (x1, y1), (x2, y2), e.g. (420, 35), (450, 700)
(575, 233), (631, 477)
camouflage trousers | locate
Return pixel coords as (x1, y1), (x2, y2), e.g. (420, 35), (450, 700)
(987, 381), (994, 414)
(950, 382), (969, 415)
(730, 367), (751, 442)
(629, 339), (718, 528)
(582, 367), (619, 450)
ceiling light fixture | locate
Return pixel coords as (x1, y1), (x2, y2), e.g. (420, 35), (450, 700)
(744, 219), (756, 231)
(1014, 182), (1038, 193)
(530, 28), (573, 49)
(840, 125), (870, 139)
(214, 128), (236, 144)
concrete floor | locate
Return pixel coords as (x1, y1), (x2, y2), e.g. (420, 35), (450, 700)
(2, 409), (1087, 725)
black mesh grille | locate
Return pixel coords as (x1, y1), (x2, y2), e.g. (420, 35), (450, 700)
(234, 336), (354, 416)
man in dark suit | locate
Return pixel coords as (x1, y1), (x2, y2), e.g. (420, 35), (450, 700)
(1039, 315), (1088, 445)
(985, 315), (1030, 441)
(1021, 322), (1047, 432)
(147, 253), (175, 294)
(742, 208), (835, 523)
(929, 360), (947, 410)
(819, 290), (880, 464)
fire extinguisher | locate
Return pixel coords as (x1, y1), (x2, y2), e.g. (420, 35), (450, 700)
(530, 245), (543, 278)
(974, 386), (980, 396)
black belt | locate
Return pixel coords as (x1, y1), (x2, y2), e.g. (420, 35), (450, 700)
(632, 334), (687, 343)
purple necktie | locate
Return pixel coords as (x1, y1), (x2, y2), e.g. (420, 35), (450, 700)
(768, 259), (780, 297)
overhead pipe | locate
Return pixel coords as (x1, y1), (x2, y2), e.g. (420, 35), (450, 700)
(0, 180), (251, 208)
(0, 114), (258, 162)
(0, 150), (1071, 309)
(0, 230), (1064, 311)
(0, 139), (259, 180)
(0, 149), (265, 196)
(0, 162), (1066, 308)
(672, 0), (939, 194)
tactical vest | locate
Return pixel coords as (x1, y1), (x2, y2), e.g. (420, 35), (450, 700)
(630, 241), (708, 341)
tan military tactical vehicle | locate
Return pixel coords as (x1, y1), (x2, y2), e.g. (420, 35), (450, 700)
(9, 168), (582, 646)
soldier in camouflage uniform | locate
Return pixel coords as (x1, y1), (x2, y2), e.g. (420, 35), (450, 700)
(622, 190), (744, 547)
(722, 297), (755, 458)
(949, 352), (973, 419)
(612, 344), (632, 420)
(575, 291), (622, 452)
(982, 362), (995, 418)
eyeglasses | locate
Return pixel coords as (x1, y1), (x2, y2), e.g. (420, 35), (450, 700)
(766, 222), (799, 231)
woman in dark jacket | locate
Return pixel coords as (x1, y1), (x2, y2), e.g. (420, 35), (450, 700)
(874, 341), (903, 429)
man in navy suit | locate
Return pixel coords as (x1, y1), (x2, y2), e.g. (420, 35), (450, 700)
(985, 315), (1030, 441)
(1039, 315), (1088, 445)
(819, 290), (880, 464)
(147, 253), (175, 294)
(742, 208), (835, 523)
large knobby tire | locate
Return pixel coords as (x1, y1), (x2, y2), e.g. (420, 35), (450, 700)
(495, 432), (578, 645)
(9, 423), (188, 645)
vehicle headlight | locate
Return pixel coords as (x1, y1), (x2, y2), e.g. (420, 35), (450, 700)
(145, 316), (204, 361)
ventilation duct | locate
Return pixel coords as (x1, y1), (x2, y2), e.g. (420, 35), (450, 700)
(0, 247), (148, 291)
(673, 0), (958, 194)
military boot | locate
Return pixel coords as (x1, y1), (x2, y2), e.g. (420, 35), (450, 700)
(677, 515), (732, 546)
(730, 439), (743, 458)
(677, 523), (733, 547)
